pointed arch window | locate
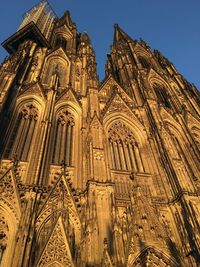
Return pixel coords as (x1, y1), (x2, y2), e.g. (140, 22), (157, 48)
(0, 215), (8, 265)
(52, 110), (75, 166)
(44, 60), (67, 88)
(108, 121), (144, 172)
(153, 84), (171, 108)
(171, 134), (190, 164)
(4, 104), (38, 161)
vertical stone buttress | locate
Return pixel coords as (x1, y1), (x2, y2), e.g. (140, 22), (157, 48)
(0, 2), (199, 267)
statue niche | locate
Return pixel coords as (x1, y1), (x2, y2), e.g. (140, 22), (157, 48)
(43, 58), (69, 88)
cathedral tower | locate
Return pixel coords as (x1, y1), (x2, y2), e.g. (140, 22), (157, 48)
(0, 1), (200, 266)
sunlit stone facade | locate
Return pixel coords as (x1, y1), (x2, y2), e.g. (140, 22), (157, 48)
(0, 1), (200, 266)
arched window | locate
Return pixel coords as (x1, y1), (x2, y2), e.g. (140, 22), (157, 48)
(108, 121), (144, 172)
(52, 110), (75, 166)
(55, 36), (67, 51)
(138, 55), (150, 69)
(153, 84), (171, 108)
(4, 104), (38, 161)
(43, 59), (67, 88)
(0, 215), (8, 264)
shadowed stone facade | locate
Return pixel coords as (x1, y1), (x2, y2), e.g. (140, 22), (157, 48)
(0, 1), (200, 266)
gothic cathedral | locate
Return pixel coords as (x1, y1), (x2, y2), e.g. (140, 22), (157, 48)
(0, 1), (199, 267)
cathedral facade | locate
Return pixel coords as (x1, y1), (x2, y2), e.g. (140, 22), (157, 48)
(0, 1), (200, 266)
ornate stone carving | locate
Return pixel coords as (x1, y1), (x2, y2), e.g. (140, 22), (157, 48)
(36, 175), (81, 252)
(130, 247), (179, 267)
(0, 170), (21, 219)
(0, 215), (8, 252)
(86, 55), (98, 80)
(0, 3), (199, 267)
(21, 103), (39, 120)
(102, 94), (133, 118)
(108, 121), (135, 144)
(37, 218), (74, 267)
(57, 110), (74, 126)
(28, 47), (44, 83)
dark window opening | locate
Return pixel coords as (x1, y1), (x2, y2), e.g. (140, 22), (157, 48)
(55, 37), (67, 51)
(154, 85), (171, 108)
(138, 56), (150, 69)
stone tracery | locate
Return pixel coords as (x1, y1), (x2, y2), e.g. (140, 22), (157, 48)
(37, 219), (73, 267)
(152, 83), (171, 108)
(108, 121), (144, 172)
(4, 103), (39, 161)
(0, 2), (199, 266)
(0, 215), (8, 263)
(52, 110), (75, 166)
(43, 57), (69, 88)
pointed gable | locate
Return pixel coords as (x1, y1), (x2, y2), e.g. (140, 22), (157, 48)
(42, 47), (71, 88)
(0, 168), (21, 220)
(99, 75), (117, 103)
(18, 82), (46, 99)
(185, 111), (200, 127)
(36, 217), (74, 267)
(127, 185), (176, 264)
(160, 106), (179, 123)
(148, 68), (168, 86)
(102, 92), (143, 127)
(90, 113), (103, 129)
(36, 175), (81, 241)
(56, 87), (81, 107)
(102, 93), (132, 118)
(46, 47), (71, 64)
(99, 75), (135, 112)
(113, 24), (133, 44)
(128, 247), (179, 267)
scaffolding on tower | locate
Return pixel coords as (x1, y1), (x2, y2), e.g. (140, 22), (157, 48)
(18, 0), (57, 40)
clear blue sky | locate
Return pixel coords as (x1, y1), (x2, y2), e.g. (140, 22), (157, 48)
(0, 0), (199, 89)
